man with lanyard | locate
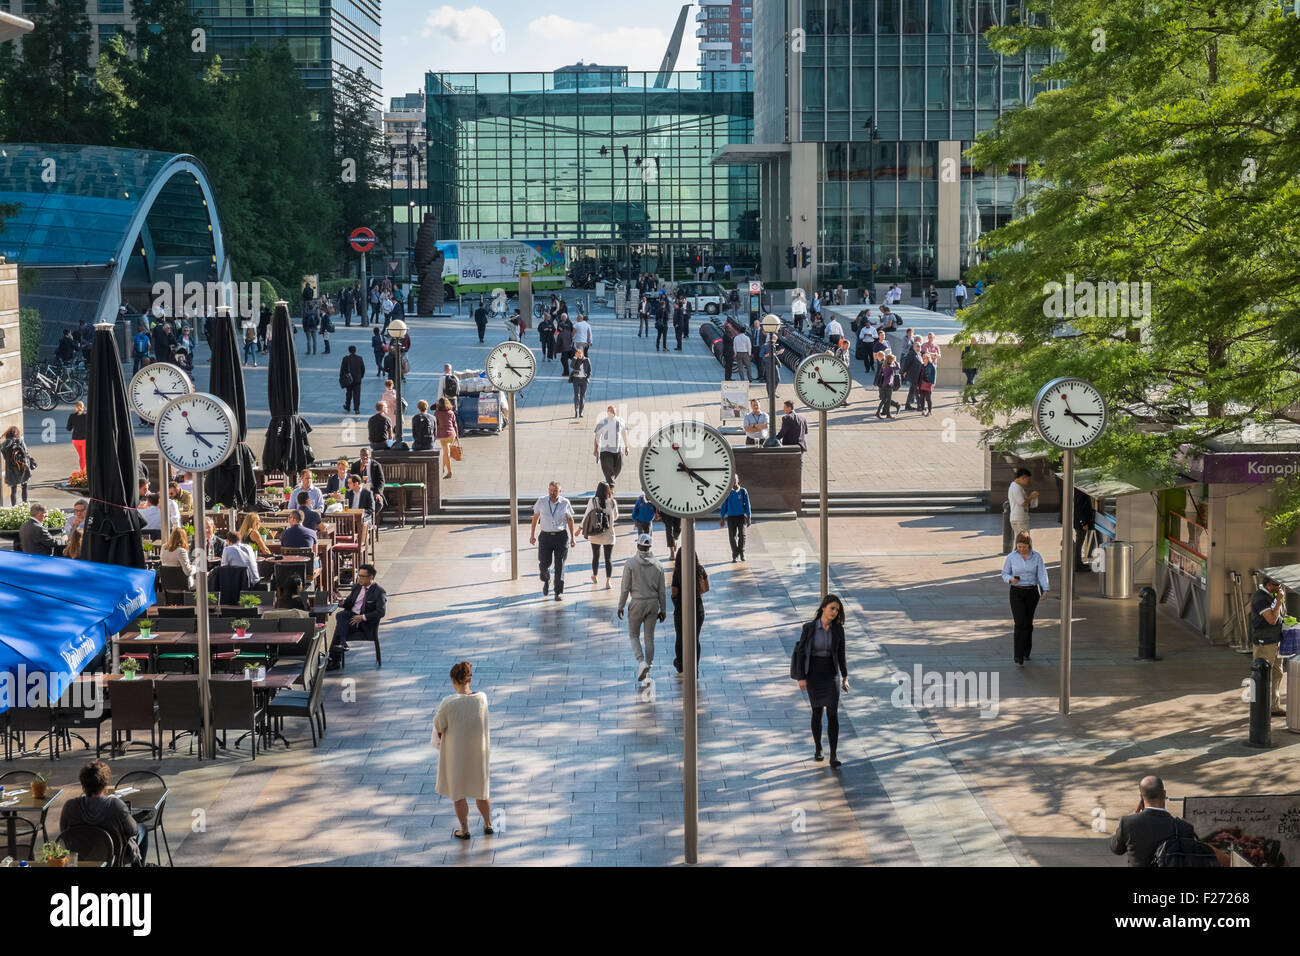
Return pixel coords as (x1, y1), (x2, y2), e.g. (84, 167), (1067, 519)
(593, 405), (630, 488)
(742, 398), (769, 446)
(529, 480), (577, 601)
(1251, 575), (1289, 716)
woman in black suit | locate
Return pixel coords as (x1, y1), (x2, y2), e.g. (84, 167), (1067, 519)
(792, 594), (850, 767)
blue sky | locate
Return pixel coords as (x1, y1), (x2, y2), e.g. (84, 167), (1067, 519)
(381, 1), (703, 101)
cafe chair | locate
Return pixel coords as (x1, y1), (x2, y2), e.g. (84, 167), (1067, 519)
(0, 770), (50, 843)
(213, 565), (253, 606)
(108, 679), (161, 760)
(267, 650), (328, 748)
(4, 705), (58, 761)
(55, 825), (119, 867)
(114, 771), (173, 867)
(54, 683), (112, 757)
(3, 817), (39, 862)
(208, 679), (265, 760)
(157, 566), (192, 606)
(155, 680), (204, 759)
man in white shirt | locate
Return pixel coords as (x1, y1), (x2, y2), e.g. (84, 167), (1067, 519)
(528, 480), (577, 600)
(294, 469), (325, 512)
(742, 398), (769, 445)
(573, 315), (593, 354)
(220, 531), (260, 585)
(593, 406), (630, 488)
(954, 280), (968, 310)
(732, 329), (752, 381)
(137, 493), (180, 534)
(1007, 468), (1039, 540)
(825, 315), (844, 344)
(791, 291), (808, 331)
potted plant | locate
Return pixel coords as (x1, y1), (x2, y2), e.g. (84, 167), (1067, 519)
(120, 658), (141, 680)
(41, 841), (69, 868)
(238, 594), (262, 609)
(31, 772), (48, 800)
(242, 662), (266, 682)
(208, 592), (219, 606)
(136, 618), (154, 639)
(232, 618), (251, 638)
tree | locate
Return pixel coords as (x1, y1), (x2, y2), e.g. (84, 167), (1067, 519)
(119, 0), (222, 150)
(963, 0), (1300, 484)
(325, 66), (388, 268)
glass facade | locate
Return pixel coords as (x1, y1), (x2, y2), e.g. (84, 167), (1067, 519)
(426, 71), (759, 272)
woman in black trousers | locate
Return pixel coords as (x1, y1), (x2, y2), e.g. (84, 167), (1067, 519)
(792, 594), (850, 767)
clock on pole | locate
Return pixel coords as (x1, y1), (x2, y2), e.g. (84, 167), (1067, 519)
(794, 353), (850, 596)
(155, 393), (239, 473)
(129, 363), (194, 425)
(484, 340), (536, 581)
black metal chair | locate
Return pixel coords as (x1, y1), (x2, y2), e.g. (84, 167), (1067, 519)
(266, 651), (327, 748)
(55, 824), (119, 867)
(213, 565), (253, 606)
(209, 679), (264, 759)
(2, 816), (39, 862)
(156, 565), (192, 605)
(155, 680), (204, 759)
(5, 705), (58, 761)
(114, 771), (173, 867)
(107, 679), (161, 759)
(0, 770), (50, 845)
(54, 681), (112, 757)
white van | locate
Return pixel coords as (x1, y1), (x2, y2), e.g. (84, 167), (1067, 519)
(675, 281), (728, 315)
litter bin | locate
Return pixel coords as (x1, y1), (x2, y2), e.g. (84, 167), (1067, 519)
(1100, 541), (1133, 599)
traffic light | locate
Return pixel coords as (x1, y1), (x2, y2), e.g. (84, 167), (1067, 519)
(800, 245), (811, 268)
(786, 246), (797, 269)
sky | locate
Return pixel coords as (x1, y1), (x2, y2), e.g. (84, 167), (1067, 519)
(381, 1), (703, 102)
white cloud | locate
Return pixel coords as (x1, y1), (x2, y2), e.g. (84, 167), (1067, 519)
(525, 17), (671, 67)
(423, 5), (506, 47)
(527, 15), (587, 41)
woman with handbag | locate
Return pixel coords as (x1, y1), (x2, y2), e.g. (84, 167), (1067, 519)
(580, 480), (618, 588)
(569, 347), (591, 418)
(2, 425), (32, 506)
(670, 549), (707, 676)
(875, 353), (901, 419)
(435, 397), (459, 479)
(917, 352), (937, 416)
(791, 594), (850, 767)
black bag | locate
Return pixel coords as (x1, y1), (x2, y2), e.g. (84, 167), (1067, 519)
(339, 370), (354, 388)
(790, 634), (806, 681)
(444, 374), (459, 397)
(1154, 819), (1219, 868)
(855, 340), (868, 360)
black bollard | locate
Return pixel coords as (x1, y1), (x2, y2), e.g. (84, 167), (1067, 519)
(1002, 500), (1013, 553)
(1248, 657), (1273, 748)
(1137, 586), (1159, 660)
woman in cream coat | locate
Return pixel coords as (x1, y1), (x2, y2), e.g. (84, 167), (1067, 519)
(433, 660), (493, 840)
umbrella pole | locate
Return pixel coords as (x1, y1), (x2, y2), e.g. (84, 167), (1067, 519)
(160, 460), (172, 545)
(194, 471), (215, 758)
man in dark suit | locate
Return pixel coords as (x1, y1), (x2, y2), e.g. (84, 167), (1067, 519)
(350, 449), (386, 503)
(343, 475), (375, 519)
(19, 504), (56, 555)
(201, 516), (225, 559)
(339, 346), (366, 414)
(776, 400), (808, 452)
(367, 402), (392, 450)
(279, 509), (318, 578)
(1109, 776), (1200, 867)
(330, 563), (387, 668)
(324, 458), (351, 495)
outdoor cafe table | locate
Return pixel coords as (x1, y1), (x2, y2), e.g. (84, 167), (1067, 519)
(112, 631), (307, 670)
(0, 787), (63, 860)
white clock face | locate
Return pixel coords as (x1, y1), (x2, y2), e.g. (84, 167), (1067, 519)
(485, 341), (536, 392)
(639, 420), (736, 517)
(795, 354), (852, 410)
(1033, 378), (1107, 450)
(155, 393), (239, 472)
(129, 363), (194, 424)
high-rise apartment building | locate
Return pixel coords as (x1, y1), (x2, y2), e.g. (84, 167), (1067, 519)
(696, 1), (752, 91)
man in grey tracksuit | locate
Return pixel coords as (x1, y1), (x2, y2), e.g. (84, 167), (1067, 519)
(618, 533), (667, 687)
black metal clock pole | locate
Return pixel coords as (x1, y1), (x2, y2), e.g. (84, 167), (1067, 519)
(820, 408), (829, 597)
(193, 469), (215, 757)
(682, 516), (698, 866)
(509, 389), (518, 581)
(1060, 448), (1074, 716)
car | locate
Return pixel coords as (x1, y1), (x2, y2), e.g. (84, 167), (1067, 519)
(675, 281), (728, 315)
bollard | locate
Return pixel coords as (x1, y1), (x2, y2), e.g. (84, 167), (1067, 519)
(1137, 586), (1159, 660)
(1248, 657), (1273, 748)
(1001, 500), (1013, 553)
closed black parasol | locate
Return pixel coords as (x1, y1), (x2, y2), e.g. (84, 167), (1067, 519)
(262, 301), (313, 476)
(206, 309), (257, 509)
(81, 323), (145, 568)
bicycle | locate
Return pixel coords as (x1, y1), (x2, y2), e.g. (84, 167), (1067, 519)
(37, 362), (84, 404)
(22, 370), (56, 410)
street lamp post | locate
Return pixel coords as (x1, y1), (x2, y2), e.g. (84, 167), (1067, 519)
(387, 318), (408, 448)
(762, 313), (782, 448)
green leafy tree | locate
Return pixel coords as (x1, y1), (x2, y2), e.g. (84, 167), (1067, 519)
(963, 0), (1300, 489)
(325, 66), (388, 268)
(120, 0), (222, 150)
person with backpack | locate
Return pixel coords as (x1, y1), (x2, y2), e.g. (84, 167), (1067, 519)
(131, 323), (151, 374)
(718, 475), (752, 562)
(2, 426), (33, 506)
(442, 364), (460, 411)
(302, 308), (319, 355)
(1109, 776), (1217, 867)
(670, 548), (707, 677)
(631, 491), (657, 537)
(580, 480), (619, 589)
(618, 532), (667, 688)
(1250, 575), (1289, 715)
(411, 399), (435, 451)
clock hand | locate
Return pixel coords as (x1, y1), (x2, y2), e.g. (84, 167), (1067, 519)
(670, 443), (711, 486)
(185, 427), (214, 448)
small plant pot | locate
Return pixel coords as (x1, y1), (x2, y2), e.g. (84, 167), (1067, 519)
(122, 671), (137, 680)
(31, 782), (48, 799)
(235, 628), (247, 638)
(138, 628), (151, 640)
(47, 856), (68, 868)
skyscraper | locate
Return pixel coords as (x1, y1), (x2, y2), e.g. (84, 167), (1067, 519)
(696, 1), (752, 91)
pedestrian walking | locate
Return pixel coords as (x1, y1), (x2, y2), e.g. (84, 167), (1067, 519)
(791, 289), (807, 333)
(371, 327), (386, 377)
(618, 532), (667, 686)
(653, 296), (670, 352)
(1002, 531), (1049, 665)
(917, 352), (937, 416)
(1007, 467), (1039, 540)
(556, 317), (575, 376)
(927, 284), (939, 311)
(721, 326), (735, 380)
(339, 346), (365, 414)
(529, 481), (577, 600)
(433, 661), (493, 841)
(242, 324), (258, 366)
(732, 328), (753, 381)
(718, 475), (752, 561)
(593, 405), (629, 488)
(638, 295), (650, 338)
(381, 379), (398, 428)
(875, 353), (900, 419)
(662, 513), (681, 563)
(631, 490), (658, 537)
(538, 312), (556, 361)
(673, 295), (690, 350)
(302, 308), (319, 355)
(573, 313), (593, 356)
(790, 594), (850, 767)
(66, 401), (87, 472)
(954, 279), (967, 311)
(435, 397), (458, 479)
(856, 319), (876, 374)
(901, 330), (921, 410)
(961, 337), (979, 404)
(1250, 575), (1289, 715)
(256, 303), (272, 352)
(2, 426), (32, 506)
(569, 347), (590, 418)
(473, 301), (488, 342)
(580, 480), (619, 588)
(671, 548), (707, 676)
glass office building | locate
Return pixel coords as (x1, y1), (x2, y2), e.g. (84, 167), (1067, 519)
(734, 0), (1055, 284)
(425, 70), (759, 276)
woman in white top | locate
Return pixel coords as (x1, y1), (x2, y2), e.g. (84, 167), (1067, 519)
(791, 288), (808, 331)
(160, 526), (196, 588)
(433, 660), (492, 841)
(581, 480), (619, 588)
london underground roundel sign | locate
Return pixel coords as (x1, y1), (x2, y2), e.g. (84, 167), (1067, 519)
(349, 227), (376, 253)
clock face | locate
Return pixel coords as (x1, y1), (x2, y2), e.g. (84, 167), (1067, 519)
(639, 420), (736, 517)
(129, 363), (194, 424)
(485, 341), (536, 392)
(1032, 378), (1107, 450)
(155, 393), (239, 472)
(794, 354), (852, 410)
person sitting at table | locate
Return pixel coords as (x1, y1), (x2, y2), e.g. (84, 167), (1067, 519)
(64, 527), (83, 560)
(350, 447), (385, 519)
(294, 491), (323, 531)
(198, 516), (225, 561)
(330, 563), (386, 669)
(279, 509), (318, 578)
(19, 503), (57, 556)
(294, 469), (324, 512)
(265, 574), (311, 618)
(159, 525), (196, 588)
(59, 759), (145, 866)
(344, 474), (375, 520)
(236, 512), (272, 555)
(325, 458), (351, 495)
(220, 531), (260, 586)
(168, 480), (193, 513)
(67, 497), (88, 537)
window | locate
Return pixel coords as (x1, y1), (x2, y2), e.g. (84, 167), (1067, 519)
(708, 22), (729, 36)
(98, 0), (124, 11)
(741, 22), (752, 35)
(879, 0), (899, 33)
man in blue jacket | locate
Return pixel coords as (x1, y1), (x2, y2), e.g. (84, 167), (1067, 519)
(718, 475), (752, 562)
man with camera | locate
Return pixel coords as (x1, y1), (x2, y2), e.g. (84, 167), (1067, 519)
(1251, 575), (1290, 716)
